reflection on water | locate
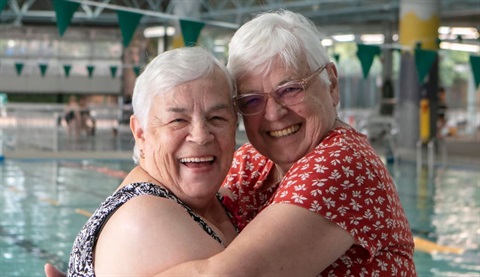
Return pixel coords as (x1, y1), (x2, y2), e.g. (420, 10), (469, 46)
(1, 159), (479, 277)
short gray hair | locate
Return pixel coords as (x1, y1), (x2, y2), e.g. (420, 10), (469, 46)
(227, 10), (331, 94)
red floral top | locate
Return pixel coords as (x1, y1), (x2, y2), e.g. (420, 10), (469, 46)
(223, 125), (417, 276)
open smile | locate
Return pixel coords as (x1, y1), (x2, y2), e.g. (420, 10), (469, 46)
(268, 124), (301, 138)
(179, 156), (215, 167)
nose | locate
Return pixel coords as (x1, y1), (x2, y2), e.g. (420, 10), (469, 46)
(264, 96), (287, 121)
(187, 121), (214, 145)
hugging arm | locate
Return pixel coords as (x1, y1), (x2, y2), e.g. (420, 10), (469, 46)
(155, 203), (355, 277)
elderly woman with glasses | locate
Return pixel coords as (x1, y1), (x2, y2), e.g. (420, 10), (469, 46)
(155, 10), (416, 276)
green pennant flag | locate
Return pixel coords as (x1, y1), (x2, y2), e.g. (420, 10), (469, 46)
(52, 0), (80, 37)
(133, 65), (141, 77)
(117, 10), (143, 48)
(110, 66), (118, 79)
(333, 54), (340, 63)
(414, 48), (437, 83)
(15, 63), (24, 76)
(63, 64), (72, 78)
(39, 63), (48, 77)
(356, 44), (381, 79)
(87, 65), (95, 78)
(0, 0), (8, 14)
(470, 55), (480, 88)
(180, 19), (205, 47)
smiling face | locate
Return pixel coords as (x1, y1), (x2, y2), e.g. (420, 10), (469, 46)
(131, 67), (237, 207)
(238, 58), (339, 174)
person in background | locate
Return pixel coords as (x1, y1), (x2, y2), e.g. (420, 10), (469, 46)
(155, 9), (416, 276)
(52, 46), (239, 276)
(437, 87), (448, 138)
(64, 95), (81, 139)
(78, 96), (96, 136)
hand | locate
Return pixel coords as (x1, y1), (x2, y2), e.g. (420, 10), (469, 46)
(44, 263), (66, 277)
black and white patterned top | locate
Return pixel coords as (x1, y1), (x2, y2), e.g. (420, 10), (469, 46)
(67, 182), (236, 277)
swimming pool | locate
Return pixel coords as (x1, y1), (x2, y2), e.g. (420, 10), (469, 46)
(1, 157), (479, 276)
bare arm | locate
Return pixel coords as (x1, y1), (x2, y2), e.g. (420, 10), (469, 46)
(94, 195), (226, 276)
(155, 203), (355, 276)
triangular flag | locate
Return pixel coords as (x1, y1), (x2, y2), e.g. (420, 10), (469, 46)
(0, 0), (8, 14)
(179, 19), (205, 47)
(333, 54), (340, 63)
(87, 65), (95, 78)
(15, 63), (24, 76)
(110, 66), (118, 79)
(470, 55), (480, 88)
(52, 0), (80, 37)
(63, 64), (72, 78)
(133, 65), (141, 76)
(356, 44), (381, 79)
(39, 63), (48, 77)
(117, 10), (143, 48)
(414, 48), (437, 83)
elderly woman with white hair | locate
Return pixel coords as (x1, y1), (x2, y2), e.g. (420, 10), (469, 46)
(64, 46), (239, 276)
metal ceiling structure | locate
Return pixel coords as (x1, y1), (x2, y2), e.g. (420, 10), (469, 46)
(1, 0), (479, 37)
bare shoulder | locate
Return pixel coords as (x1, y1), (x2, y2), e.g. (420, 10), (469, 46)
(94, 194), (225, 276)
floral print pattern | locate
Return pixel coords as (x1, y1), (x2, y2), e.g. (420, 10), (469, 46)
(223, 125), (416, 276)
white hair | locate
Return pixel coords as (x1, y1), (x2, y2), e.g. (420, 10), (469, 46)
(227, 10), (331, 95)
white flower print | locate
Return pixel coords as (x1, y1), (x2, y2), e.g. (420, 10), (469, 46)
(314, 156), (326, 163)
(341, 180), (354, 190)
(364, 197), (374, 205)
(291, 192), (307, 203)
(329, 169), (342, 181)
(375, 196), (385, 205)
(326, 186), (338, 194)
(310, 200), (322, 212)
(350, 198), (363, 211)
(312, 178), (327, 187)
(323, 197), (336, 209)
(365, 168), (375, 180)
(245, 161), (254, 171)
(294, 184), (307, 191)
(363, 209), (373, 220)
(355, 174), (366, 185)
(344, 155), (353, 163)
(299, 171), (310, 180)
(325, 211), (337, 221)
(374, 206), (384, 218)
(314, 163), (329, 173)
(337, 205), (349, 216)
(342, 166), (354, 177)
(310, 189), (322, 197)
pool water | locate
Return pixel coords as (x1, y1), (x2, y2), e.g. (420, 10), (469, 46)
(1, 158), (479, 276)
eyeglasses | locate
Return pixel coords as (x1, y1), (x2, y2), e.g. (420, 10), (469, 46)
(233, 64), (329, 116)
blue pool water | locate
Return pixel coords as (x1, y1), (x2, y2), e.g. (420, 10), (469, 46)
(1, 158), (479, 276)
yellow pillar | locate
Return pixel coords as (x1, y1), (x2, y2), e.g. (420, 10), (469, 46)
(397, 0), (440, 148)
(399, 0), (440, 51)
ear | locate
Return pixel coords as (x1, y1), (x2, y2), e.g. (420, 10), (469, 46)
(326, 62), (340, 107)
(130, 115), (145, 147)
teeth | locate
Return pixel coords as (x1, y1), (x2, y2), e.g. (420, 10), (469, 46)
(180, 156), (214, 163)
(269, 124), (300, 138)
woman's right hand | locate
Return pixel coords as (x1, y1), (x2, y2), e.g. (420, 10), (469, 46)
(44, 263), (66, 277)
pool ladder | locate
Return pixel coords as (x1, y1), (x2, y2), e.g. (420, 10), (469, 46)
(416, 139), (447, 178)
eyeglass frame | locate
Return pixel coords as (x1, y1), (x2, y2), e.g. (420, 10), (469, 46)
(232, 63), (331, 116)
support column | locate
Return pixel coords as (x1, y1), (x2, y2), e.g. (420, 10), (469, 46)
(398, 0), (440, 149)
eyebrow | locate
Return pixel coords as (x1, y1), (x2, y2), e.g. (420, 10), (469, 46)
(166, 103), (230, 113)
